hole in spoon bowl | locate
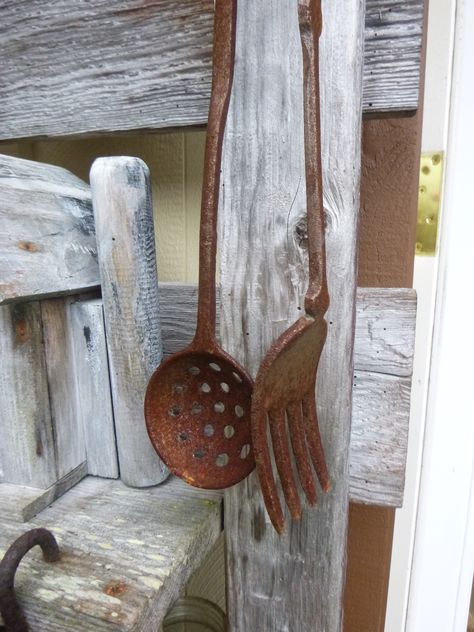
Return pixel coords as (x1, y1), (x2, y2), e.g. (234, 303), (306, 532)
(216, 453), (229, 467)
(240, 444), (251, 459)
(204, 424), (214, 437)
(234, 405), (244, 418)
(224, 425), (235, 438)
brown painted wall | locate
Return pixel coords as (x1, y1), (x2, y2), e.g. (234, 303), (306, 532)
(343, 112), (422, 632)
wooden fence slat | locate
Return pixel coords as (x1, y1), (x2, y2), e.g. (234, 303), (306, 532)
(354, 287), (417, 377)
(41, 297), (87, 479)
(0, 154), (99, 304)
(219, 1), (364, 629)
(350, 370), (411, 506)
(0, 302), (57, 488)
(90, 156), (168, 487)
(0, 0), (422, 142)
(364, 0), (424, 113)
(69, 299), (119, 479)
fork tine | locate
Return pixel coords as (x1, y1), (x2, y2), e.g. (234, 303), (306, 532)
(268, 409), (302, 521)
(252, 405), (285, 533)
(302, 392), (331, 492)
(286, 402), (317, 505)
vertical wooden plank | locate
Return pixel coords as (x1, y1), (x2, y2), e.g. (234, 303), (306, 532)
(41, 297), (87, 479)
(69, 298), (119, 478)
(0, 302), (57, 488)
(221, 0), (364, 630)
(90, 156), (168, 487)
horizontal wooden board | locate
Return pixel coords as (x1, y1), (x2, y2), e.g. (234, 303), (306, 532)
(0, 154), (99, 304)
(364, 0), (424, 113)
(0, 0), (423, 142)
(158, 284), (415, 506)
(0, 476), (222, 631)
(354, 287), (417, 377)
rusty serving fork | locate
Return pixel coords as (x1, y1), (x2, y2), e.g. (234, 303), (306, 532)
(251, 0), (330, 534)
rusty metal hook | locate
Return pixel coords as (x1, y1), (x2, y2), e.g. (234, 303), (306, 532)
(0, 528), (60, 632)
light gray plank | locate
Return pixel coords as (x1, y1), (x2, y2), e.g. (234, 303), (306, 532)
(0, 154), (99, 304)
(0, 0), (422, 143)
(350, 371), (411, 506)
(0, 302), (57, 489)
(69, 299), (119, 479)
(41, 297), (87, 479)
(219, 1), (364, 630)
(0, 463), (87, 523)
(90, 157), (168, 488)
(158, 284), (416, 371)
(0, 476), (222, 631)
(354, 287), (417, 377)
(364, 0), (424, 113)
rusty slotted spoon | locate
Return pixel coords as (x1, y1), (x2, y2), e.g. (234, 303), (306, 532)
(251, 0), (330, 533)
(145, 0), (254, 489)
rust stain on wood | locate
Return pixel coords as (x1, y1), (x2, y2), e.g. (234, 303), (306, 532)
(104, 580), (127, 597)
(17, 241), (40, 252)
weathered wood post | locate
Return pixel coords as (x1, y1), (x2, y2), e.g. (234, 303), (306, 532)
(220, 0), (364, 629)
(90, 157), (169, 487)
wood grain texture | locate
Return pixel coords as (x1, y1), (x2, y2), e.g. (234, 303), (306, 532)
(0, 154), (98, 304)
(0, 302), (57, 489)
(219, 1), (364, 630)
(354, 287), (416, 377)
(0, 1), (422, 142)
(90, 157), (168, 487)
(363, 0), (424, 113)
(351, 371), (411, 506)
(69, 299), (119, 479)
(41, 297), (87, 480)
(0, 463), (87, 523)
(0, 476), (222, 631)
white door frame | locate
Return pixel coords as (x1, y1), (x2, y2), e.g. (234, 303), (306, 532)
(385, 0), (474, 630)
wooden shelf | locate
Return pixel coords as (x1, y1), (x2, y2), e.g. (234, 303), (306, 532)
(0, 477), (222, 631)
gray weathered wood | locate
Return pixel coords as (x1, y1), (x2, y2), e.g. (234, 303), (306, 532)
(0, 476), (222, 631)
(219, 1), (364, 630)
(351, 371), (411, 506)
(41, 297), (87, 479)
(0, 154), (98, 304)
(0, 463), (87, 523)
(364, 0), (424, 113)
(354, 287), (417, 376)
(90, 157), (168, 488)
(69, 299), (119, 479)
(0, 1), (422, 143)
(0, 302), (57, 489)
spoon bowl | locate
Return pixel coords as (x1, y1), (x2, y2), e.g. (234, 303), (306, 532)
(145, 347), (253, 488)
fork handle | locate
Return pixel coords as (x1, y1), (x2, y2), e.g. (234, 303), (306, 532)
(299, 0), (329, 317)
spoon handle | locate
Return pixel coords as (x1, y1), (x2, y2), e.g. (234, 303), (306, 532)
(195, 0), (237, 346)
(299, 0), (329, 317)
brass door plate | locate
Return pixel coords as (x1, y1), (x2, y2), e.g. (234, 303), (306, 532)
(416, 152), (443, 256)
